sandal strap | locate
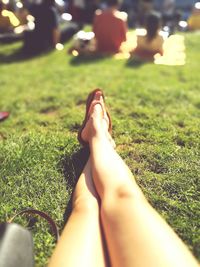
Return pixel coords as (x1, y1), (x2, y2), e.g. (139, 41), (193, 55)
(87, 100), (105, 120)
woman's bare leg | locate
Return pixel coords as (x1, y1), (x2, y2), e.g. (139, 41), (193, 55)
(81, 93), (199, 267)
(48, 159), (108, 267)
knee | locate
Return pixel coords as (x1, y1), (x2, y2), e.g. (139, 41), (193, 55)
(101, 185), (143, 216)
(115, 184), (137, 199)
(72, 194), (99, 214)
(107, 184), (138, 203)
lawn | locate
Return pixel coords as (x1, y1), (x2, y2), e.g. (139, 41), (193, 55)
(0, 32), (200, 266)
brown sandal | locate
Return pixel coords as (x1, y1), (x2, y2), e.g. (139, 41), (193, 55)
(78, 89), (112, 146)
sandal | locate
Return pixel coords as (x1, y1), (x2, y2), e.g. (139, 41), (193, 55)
(78, 89), (112, 146)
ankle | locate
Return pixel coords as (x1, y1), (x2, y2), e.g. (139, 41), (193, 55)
(89, 132), (113, 147)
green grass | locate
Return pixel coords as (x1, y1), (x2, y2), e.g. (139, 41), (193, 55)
(0, 32), (200, 266)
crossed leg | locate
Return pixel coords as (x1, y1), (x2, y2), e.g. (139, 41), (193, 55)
(81, 92), (199, 267)
(48, 158), (108, 267)
(49, 90), (198, 267)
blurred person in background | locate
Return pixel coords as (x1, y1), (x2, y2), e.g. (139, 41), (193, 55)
(68, 0), (85, 23)
(24, 0), (61, 53)
(188, 2), (200, 30)
(162, 0), (182, 34)
(84, 0), (100, 23)
(138, 0), (153, 26)
(92, 0), (127, 54)
(0, 1), (20, 32)
(121, 0), (138, 27)
(133, 11), (164, 60)
(162, 0), (175, 24)
(15, 1), (30, 25)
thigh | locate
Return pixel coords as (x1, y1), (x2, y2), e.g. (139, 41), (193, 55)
(101, 194), (198, 267)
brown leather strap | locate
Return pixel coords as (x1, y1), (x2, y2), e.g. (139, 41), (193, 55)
(8, 209), (59, 242)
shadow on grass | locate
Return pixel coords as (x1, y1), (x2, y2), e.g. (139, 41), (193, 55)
(0, 27), (79, 64)
(126, 57), (148, 68)
(0, 46), (53, 64)
(70, 54), (108, 66)
(59, 146), (90, 224)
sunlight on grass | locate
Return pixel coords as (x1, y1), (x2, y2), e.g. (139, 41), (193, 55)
(0, 32), (200, 266)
